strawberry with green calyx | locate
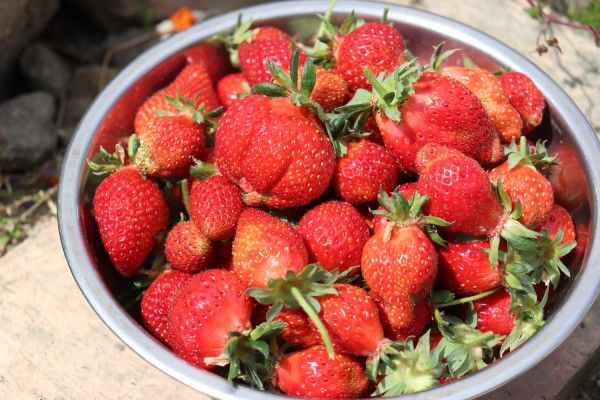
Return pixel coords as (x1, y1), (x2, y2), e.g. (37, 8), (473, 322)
(247, 263), (341, 358)
(498, 289), (547, 355)
(432, 303), (504, 378)
(164, 221), (214, 274)
(362, 190), (448, 338)
(524, 228), (576, 290)
(88, 143), (127, 175)
(370, 292), (433, 341)
(369, 331), (443, 396)
(499, 71), (546, 133)
(205, 321), (285, 389)
(537, 204), (576, 244)
(489, 137), (556, 229)
(217, 73), (251, 108)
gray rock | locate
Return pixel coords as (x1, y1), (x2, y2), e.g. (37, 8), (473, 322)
(0, 92), (56, 172)
(0, 0), (60, 97)
(20, 42), (71, 97)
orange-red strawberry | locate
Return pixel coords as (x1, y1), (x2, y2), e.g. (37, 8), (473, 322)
(93, 166), (169, 277)
(168, 269), (253, 369)
(276, 346), (370, 399)
(499, 71), (545, 133)
(310, 66), (349, 112)
(133, 114), (211, 178)
(183, 42), (234, 83)
(361, 191), (440, 333)
(215, 95), (335, 209)
(134, 63), (221, 138)
(233, 208), (308, 288)
(298, 200), (370, 271)
(216, 73), (251, 108)
(437, 240), (503, 296)
(442, 66), (523, 143)
(164, 221), (214, 274)
(141, 270), (191, 345)
(537, 204), (576, 244)
(472, 289), (515, 336)
(189, 171), (245, 241)
(253, 305), (321, 349)
(332, 140), (399, 204)
(238, 39), (305, 85)
(488, 138), (555, 229)
(370, 292), (432, 341)
(335, 22), (406, 91)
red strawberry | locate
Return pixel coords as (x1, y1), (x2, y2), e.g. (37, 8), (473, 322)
(374, 70), (501, 174)
(370, 292), (432, 341)
(215, 95), (335, 209)
(93, 166), (169, 277)
(298, 200), (370, 272)
(316, 284), (385, 357)
(164, 221), (214, 274)
(361, 191), (439, 333)
(437, 240), (503, 295)
(472, 290), (515, 336)
(335, 22), (405, 91)
(133, 115), (211, 178)
(168, 269), (253, 369)
(488, 139), (554, 229)
(232, 208), (308, 288)
(499, 71), (545, 133)
(442, 67), (523, 143)
(548, 140), (587, 209)
(416, 144), (504, 237)
(332, 140), (399, 204)
(216, 73), (251, 108)
(141, 270), (191, 345)
(189, 173), (245, 241)
(372, 183), (418, 233)
(134, 63), (221, 138)
(537, 204), (576, 244)
(276, 346), (370, 399)
(252, 26), (291, 42)
(252, 305), (321, 349)
(239, 39), (305, 85)
(310, 67), (349, 112)
(183, 42), (234, 83)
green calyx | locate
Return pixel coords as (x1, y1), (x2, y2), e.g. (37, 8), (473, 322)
(88, 143), (126, 175)
(500, 288), (547, 355)
(504, 136), (557, 176)
(246, 263), (340, 359)
(432, 304), (504, 378)
(532, 228), (576, 289)
(205, 321), (285, 390)
(189, 159), (219, 180)
(369, 331), (442, 396)
(372, 190), (451, 246)
(426, 42), (459, 72)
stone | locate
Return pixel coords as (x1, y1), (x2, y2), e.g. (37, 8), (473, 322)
(19, 42), (71, 97)
(0, 0), (60, 97)
(0, 92), (56, 172)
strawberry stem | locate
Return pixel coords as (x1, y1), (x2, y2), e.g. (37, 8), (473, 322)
(290, 286), (335, 359)
(435, 287), (501, 309)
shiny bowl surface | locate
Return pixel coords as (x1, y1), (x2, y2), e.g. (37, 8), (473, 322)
(58, 1), (600, 399)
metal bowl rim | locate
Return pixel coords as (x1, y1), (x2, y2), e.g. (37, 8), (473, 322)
(58, 1), (600, 399)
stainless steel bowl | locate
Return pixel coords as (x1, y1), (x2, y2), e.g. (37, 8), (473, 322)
(58, 1), (600, 399)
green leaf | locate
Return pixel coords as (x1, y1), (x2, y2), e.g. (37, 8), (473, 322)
(289, 49), (300, 89)
(462, 55), (477, 68)
(127, 134), (140, 159)
(189, 159), (218, 180)
(524, 6), (542, 20)
(432, 290), (455, 305)
(252, 82), (288, 97)
(300, 59), (317, 97)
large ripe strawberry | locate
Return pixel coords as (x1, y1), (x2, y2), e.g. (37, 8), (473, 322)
(361, 191), (442, 333)
(239, 39), (305, 85)
(134, 63), (221, 138)
(189, 166), (245, 241)
(298, 200), (370, 271)
(437, 240), (503, 296)
(488, 138), (555, 229)
(93, 166), (169, 277)
(332, 140), (399, 204)
(183, 42), (234, 83)
(221, 20), (291, 66)
(141, 270), (191, 345)
(164, 221), (214, 274)
(442, 66), (523, 143)
(233, 208), (308, 288)
(310, 66), (349, 112)
(335, 22), (406, 91)
(216, 73), (251, 108)
(276, 346), (370, 399)
(537, 204), (576, 244)
(499, 71), (545, 133)
(370, 292), (432, 341)
(133, 113), (213, 178)
(345, 56), (502, 174)
(214, 95), (335, 209)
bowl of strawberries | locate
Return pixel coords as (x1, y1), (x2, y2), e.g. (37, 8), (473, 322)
(57, 0), (600, 399)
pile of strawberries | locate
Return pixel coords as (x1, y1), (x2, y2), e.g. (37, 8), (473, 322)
(89, 2), (579, 398)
